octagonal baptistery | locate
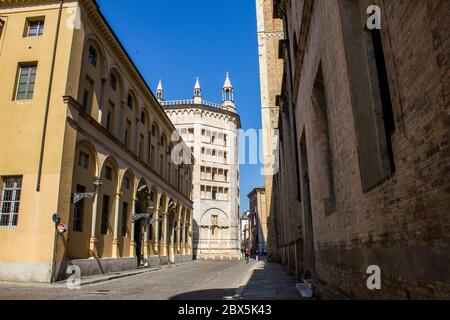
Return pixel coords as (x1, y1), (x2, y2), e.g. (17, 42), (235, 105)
(160, 74), (242, 259)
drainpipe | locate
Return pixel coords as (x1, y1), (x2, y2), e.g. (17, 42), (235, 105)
(36, 0), (64, 192)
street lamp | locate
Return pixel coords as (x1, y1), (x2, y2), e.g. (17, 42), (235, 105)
(71, 179), (103, 204)
(132, 207), (163, 225)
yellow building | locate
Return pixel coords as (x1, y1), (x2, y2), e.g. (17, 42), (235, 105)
(0, 0), (194, 283)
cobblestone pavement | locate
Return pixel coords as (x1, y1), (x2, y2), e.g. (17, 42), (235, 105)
(0, 260), (258, 300)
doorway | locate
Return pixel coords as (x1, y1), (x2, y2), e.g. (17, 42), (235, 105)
(134, 213), (143, 266)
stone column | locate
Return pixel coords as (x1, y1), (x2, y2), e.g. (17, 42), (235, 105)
(112, 191), (122, 258)
(129, 197), (137, 258)
(89, 190), (100, 258)
(183, 222), (188, 255)
(161, 197), (169, 257)
(181, 212), (186, 255)
(154, 192), (161, 253)
(176, 206), (183, 254)
(189, 211), (193, 254)
(143, 211), (150, 260)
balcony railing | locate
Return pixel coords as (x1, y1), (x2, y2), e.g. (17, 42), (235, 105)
(161, 99), (222, 109)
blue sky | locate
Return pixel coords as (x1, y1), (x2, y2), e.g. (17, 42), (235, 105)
(97, 0), (265, 213)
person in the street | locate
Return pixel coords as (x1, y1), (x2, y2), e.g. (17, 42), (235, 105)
(245, 248), (250, 263)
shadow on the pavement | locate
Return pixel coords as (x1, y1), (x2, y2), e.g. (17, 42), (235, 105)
(170, 288), (239, 300)
(169, 261), (301, 301)
(240, 262), (302, 300)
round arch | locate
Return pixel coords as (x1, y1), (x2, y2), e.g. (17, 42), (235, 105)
(107, 66), (125, 98)
(200, 208), (229, 226)
(84, 34), (108, 78)
(75, 140), (99, 177)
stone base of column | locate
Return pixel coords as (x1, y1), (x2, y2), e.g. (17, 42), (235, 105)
(89, 236), (97, 258)
(129, 241), (136, 258)
(161, 243), (168, 256)
(153, 242), (159, 255)
(112, 239), (120, 258)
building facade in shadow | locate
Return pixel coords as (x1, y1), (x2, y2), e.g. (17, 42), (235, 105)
(257, 0), (450, 299)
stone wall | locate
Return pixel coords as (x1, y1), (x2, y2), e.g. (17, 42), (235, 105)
(271, 0), (450, 299)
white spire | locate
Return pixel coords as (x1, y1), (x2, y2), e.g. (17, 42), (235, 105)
(193, 76), (202, 103)
(156, 79), (164, 101)
(194, 77), (201, 90)
(157, 79), (163, 91)
(223, 72), (233, 89)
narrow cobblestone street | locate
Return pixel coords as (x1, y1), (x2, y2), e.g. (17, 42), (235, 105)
(0, 260), (301, 300)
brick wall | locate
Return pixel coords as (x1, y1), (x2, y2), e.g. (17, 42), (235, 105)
(273, 0), (449, 299)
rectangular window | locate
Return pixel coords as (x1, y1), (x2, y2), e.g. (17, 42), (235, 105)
(312, 64), (335, 215)
(139, 134), (144, 159)
(106, 101), (115, 132)
(82, 77), (94, 113)
(78, 151), (89, 169)
(340, 0), (396, 191)
(168, 163), (172, 184)
(73, 185), (86, 232)
(124, 119), (131, 147)
(26, 18), (44, 37)
(151, 146), (155, 167)
(121, 201), (128, 237)
(100, 195), (110, 235)
(148, 133), (152, 164)
(16, 64), (37, 100)
(0, 176), (22, 228)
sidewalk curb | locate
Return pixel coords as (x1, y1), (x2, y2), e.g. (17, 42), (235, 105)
(60, 263), (182, 288)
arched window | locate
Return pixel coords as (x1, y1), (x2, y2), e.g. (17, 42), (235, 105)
(160, 134), (166, 147)
(88, 46), (97, 66)
(127, 94), (134, 109)
(110, 73), (117, 91)
(152, 124), (157, 136)
(141, 111), (146, 124)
